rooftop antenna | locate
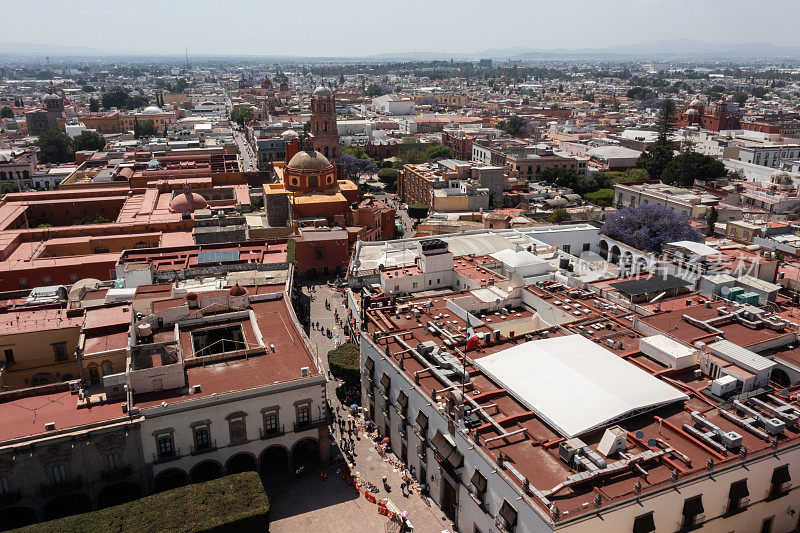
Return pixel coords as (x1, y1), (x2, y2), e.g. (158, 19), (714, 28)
(185, 45), (190, 70)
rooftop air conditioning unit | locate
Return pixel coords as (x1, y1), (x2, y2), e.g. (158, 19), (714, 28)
(301, 366), (311, 378)
(191, 384), (202, 394)
(44, 422), (55, 431)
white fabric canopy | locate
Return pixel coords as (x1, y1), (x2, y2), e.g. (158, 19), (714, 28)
(474, 335), (687, 437)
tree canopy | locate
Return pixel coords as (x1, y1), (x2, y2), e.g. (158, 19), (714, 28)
(72, 130), (107, 152)
(408, 203), (428, 220)
(706, 206), (719, 236)
(101, 88), (149, 110)
(499, 115), (527, 137)
(230, 106), (255, 126)
(327, 344), (360, 389)
(133, 119), (158, 139)
(0, 106), (12, 119)
(343, 146), (369, 159)
(365, 83), (384, 97)
(397, 148), (427, 166)
(601, 203), (704, 254)
(101, 88), (128, 109)
(340, 153), (377, 180)
(36, 128), (74, 164)
(538, 167), (611, 195)
(377, 168), (399, 190)
(547, 208), (570, 224)
(425, 144), (454, 160)
(583, 188), (614, 207)
(636, 97), (677, 180)
(661, 150), (727, 187)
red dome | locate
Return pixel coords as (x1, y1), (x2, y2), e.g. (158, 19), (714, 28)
(169, 190), (207, 214)
(229, 283), (248, 296)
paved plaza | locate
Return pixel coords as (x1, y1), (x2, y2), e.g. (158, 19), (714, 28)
(267, 282), (453, 533)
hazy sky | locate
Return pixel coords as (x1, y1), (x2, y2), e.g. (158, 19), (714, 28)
(3, 0), (800, 57)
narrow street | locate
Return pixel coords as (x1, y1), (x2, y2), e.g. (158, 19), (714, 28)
(232, 127), (257, 170)
(268, 281), (452, 533)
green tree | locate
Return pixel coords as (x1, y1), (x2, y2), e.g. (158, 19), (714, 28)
(626, 87), (649, 100)
(81, 85), (96, 93)
(548, 208), (570, 224)
(499, 115), (526, 137)
(0, 106), (13, 119)
(732, 91), (748, 107)
(133, 119), (158, 139)
(1, 183), (20, 194)
(706, 206), (719, 236)
(636, 97), (677, 180)
(230, 106), (255, 126)
(365, 83), (383, 97)
(343, 146), (369, 159)
(174, 78), (190, 92)
(125, 94), (149, 110)
(377, 168), (399, 190)
(425, 145), (454, 160)
(408, 203), (429, 220)
(400, 148), (427, 165)
(751, 86), (769, 98)
(538, 167), (579, 189)
(661, 151), (727, 187)
(101, 88), (128, 109)
(36, 128), (74, 163)
(89, 98), (100, 112)
(327, 344), (360, 389)
(75, 214), (111, 225)
(73, 130), (107, 152)
(584, 188), (614, 207)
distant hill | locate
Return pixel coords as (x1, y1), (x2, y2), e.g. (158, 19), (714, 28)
(1, 39), (798, 61)
(504, 39), (800, 60)
(0, 42), (140, 57)
(376, 40), (800, 61)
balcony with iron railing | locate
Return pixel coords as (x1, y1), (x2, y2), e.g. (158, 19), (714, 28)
(767, 482), (791, 501)
(677, 514), (705, 532)
(190, 440), (218, 456)
(101, 465), (132, 482)
(259, 425), (286, 440)
(153, 448), (182, 465)
(293, 414), (330, 432)
(40, 476), (82, 498)
(723, 497), (749, 517)
(0, 489), (22, 506)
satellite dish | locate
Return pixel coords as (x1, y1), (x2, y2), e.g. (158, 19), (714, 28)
(635, 430), (645, 440)
(778, 388), (790, 398)
(647, 438), (657, 448)
(720, 286), (731, 296)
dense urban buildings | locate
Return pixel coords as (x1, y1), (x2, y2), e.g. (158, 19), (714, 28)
(5, 29), (800, 532)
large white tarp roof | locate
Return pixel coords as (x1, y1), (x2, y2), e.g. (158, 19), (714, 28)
(473, 335), (687, 438)
(490, 248), (546, 268)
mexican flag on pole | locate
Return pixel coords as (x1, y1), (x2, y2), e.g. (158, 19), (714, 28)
(465, 316), (479, 351)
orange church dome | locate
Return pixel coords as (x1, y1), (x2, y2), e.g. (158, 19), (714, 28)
(169, 188), (208, 214)
(287, 150), (332, 171)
